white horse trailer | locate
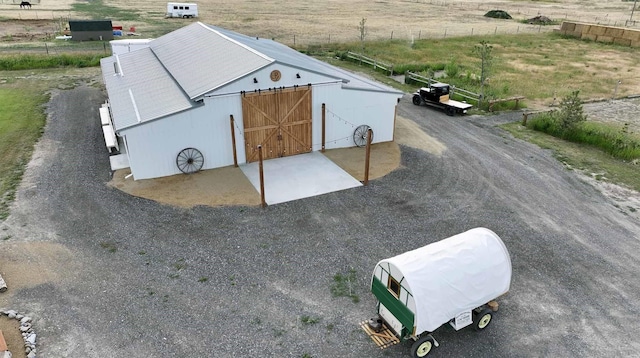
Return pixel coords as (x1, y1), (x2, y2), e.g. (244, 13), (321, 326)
(362, 228), (512, 357)
(166, 2), (198, 18)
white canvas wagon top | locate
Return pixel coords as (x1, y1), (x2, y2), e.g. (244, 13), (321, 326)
(373, 227), (511, 333)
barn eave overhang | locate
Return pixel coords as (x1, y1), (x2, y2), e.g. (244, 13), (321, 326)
(114, 101), (204, 134)
(341, 85), (404, 96)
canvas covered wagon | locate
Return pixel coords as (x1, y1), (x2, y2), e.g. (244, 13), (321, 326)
(361, 227), (512, 357)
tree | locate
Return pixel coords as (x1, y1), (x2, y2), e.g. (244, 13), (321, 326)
(358, 17), (367, 48)
(472, 41), (493, 105)
(557, 90), (586, 133)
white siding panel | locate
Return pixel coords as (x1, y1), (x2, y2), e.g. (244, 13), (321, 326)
(312, 84), (398, 151)
(208, 63), (340, 97)
(122, 100), (241, 180)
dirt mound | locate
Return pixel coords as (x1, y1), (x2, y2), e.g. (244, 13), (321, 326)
(527, 15), (553, 25)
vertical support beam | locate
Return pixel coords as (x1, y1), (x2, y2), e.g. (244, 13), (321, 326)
(363, 128), (372, 186)
(522, 113), (528, 126)
(229, 115), (238, 167)
(321, 103), (326, 152)
(258, 145), (266, 208)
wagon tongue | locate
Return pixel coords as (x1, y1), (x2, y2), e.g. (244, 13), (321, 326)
(359, 319), (400, 349)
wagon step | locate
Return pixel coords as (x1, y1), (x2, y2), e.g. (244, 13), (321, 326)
(359, 320), (400, 349)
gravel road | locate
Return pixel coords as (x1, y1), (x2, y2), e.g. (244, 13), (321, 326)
(1, 85), (639, 357)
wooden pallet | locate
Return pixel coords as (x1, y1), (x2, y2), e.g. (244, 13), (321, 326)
(359, 320), (400, 349)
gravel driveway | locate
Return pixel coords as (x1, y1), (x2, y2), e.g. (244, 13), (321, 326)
(1, 85), (640, 357)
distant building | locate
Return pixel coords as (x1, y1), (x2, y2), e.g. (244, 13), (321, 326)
(69, 20), (113, 41)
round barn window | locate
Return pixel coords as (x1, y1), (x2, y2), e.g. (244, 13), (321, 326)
(270, 70), (281, 82)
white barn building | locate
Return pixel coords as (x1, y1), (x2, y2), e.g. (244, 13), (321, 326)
(100, 22), (403, 180)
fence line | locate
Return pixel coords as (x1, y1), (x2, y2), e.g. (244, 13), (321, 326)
(0, 41), (111, 55)
(284, 23), (559, 47)
(345, 51), (393, 75)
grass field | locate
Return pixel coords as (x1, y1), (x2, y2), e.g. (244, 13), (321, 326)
(502, 121), (640, 192)
(317, 31), (640, 107)
(0, 81), (47, 220)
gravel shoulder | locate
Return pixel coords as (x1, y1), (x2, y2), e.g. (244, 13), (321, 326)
(1, 87), (640, 357)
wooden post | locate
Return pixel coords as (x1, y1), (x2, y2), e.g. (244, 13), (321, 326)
(363, 128), (372, 186)
(522, 113), (528, 126)
(321, 103), (326, 152)
(258, 145), (266, 208)
(229, 115), (238, 167)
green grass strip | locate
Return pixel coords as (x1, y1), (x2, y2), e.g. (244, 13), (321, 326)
(0, 54), (103, 71)
(0, 88), (47, 220)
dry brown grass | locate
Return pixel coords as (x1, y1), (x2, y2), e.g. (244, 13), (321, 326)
(0, 0), (637, 45)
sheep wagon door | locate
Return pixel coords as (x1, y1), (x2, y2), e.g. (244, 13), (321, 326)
(242, 87), (312, 162)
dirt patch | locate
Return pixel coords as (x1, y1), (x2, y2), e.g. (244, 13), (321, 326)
(0, 242), (72, 358)
(0, 242), (73, 291)
(0, 19), (60, 42)
(0, 316), (26, 358)
(109, 165), (262, 208)
(394, 115), (447, 156)
(107, 114), (447, 207)
(110, 144), (401, 208)
(580, 173), (640, 222)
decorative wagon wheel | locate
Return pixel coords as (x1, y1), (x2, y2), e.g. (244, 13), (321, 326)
(353, 125), (373, 147)
(176, 147), (204, 174)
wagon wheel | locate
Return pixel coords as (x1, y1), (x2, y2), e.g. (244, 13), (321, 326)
(473, 308), (493, 331)
(176, 147), (204, 174)
(445, 106), (456, 116)
(353, 125), (373, 147)
(411, 335), (435, 357)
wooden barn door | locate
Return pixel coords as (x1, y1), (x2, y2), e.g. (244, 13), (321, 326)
(242, 87), (312, 162)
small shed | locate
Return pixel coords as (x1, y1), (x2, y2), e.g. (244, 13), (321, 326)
(371, 228), (512, 336)
(69, 20), (114, 41)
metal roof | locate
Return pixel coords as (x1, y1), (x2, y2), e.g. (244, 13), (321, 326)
(101, 22), (401, 130)
(207, 24), (402, 94)
(100, 47), (195, 130)
(149, 23), (274, 99)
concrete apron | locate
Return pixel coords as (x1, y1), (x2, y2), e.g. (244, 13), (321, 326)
(240, 151), (362, 205)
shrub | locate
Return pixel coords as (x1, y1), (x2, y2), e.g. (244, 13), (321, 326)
(444, 58), (459, 78)
(526, 113), (640, 160)
(485, 10), (512, 19)
(557, 90), (587, 135)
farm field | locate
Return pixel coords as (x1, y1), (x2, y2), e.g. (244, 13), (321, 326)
(0, 0), (638, 44)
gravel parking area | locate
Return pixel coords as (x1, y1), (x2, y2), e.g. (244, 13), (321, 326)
(1, 85), (639, 357)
